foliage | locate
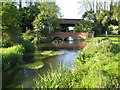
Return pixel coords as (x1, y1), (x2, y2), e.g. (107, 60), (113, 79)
(20, 3), (40, 32)
(75, 40), (119, 88)
(33, 40), (119, 88)
(18, 61), (44, 70)
(1, 45), (25, 71)
(20, 40), (35, 52)
(80, 1), (120, 35)
(108, 24), (119, 35)
(39, 37), (52, 43)
(73, 18), (94, 33)
(1, 2), (21, 41)
(32, 2), (61, 36)
(22, 30), (35, 41)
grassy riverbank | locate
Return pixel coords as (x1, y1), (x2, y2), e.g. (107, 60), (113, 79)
(33, 40), (120, 88)
(85, 35), (119, 44)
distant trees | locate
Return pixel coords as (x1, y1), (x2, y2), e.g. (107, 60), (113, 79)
(74, 18), (94, 33)
(75, 0), (120, 34)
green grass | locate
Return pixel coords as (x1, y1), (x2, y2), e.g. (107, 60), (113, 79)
(86, 35), (119, 44)
(33, 40), (120, 88)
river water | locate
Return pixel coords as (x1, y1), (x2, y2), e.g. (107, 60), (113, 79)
(3, 41), (87, 88)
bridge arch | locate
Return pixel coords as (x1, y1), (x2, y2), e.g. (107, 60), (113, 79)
(53, 37), (63, 41)
(64, 36), (74, 41)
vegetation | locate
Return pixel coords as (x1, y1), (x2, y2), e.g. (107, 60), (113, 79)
(1, 45), (25, 71)
(1, 2), (21, 45)
(74, 1), (120, 35)
(33, 40), (119, 88)
(18, 61), (44, 70)
(33, 51), (64, 60)
(1, 1), (61, 71)
(73, 18), (94, 33)
(32, 2), (61, 36)
(86, 36), (119, 44)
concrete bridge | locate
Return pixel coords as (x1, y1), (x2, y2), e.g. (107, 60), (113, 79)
(59, 19), (81, 26)
(50, 32), (89, 41)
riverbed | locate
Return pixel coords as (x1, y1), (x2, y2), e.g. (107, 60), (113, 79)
(3, 41), (87, 88)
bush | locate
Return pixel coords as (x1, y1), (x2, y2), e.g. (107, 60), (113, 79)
(2, 40), (14, 48)
(108, 24), (119, 35)
(20, 40), (35, 52)
(2, 45), (25, 71)
(40, 37), (52, 43)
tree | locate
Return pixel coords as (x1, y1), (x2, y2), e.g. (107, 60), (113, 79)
(73, 18), (94, 33)
(32, 2), (61, 36)
(20, 3), (40, 32)
(1, 2), (21, 42)
(79, 0), (120, 34)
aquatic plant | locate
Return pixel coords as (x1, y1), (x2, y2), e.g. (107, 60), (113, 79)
(18, 61), (44, 70)
(34, 51), (64, 60)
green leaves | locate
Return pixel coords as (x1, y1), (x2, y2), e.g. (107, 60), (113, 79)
(74, 18), (94, 33)
(32, 2), (61, 36)
(1, 3), (21, 36)
(2, 45), (25, 71)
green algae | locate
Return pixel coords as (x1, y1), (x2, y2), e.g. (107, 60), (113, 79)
(34, 51), (64, 60)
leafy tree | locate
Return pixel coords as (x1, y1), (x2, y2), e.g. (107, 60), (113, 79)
(32, 2), (61, 36)
(1, 2), (21, 42)
(20, 3), (40, 32)
(79, 0), (120, 34)
(74, 18), (94, 33)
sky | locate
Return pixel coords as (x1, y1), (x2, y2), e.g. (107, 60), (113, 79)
(55, 0), (119, 19)
(56, 0), (83, 19)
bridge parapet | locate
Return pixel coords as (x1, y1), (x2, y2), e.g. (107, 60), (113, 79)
(49, 32), (90, 40)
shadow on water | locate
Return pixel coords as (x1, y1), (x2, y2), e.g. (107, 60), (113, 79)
(3, 41), (87, 88)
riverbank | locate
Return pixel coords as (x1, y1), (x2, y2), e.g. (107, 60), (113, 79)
(33, 39), (119, 88)
(85, 35), (119, 44)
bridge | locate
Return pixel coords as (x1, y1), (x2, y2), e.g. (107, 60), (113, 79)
(59, 19), (81, 26)
(49, 32), (89, 41)
(48, 19), (94, 41)
(59, 19), (81, 32)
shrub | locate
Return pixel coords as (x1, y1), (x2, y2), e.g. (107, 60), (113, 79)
(40, 37), (52, 43)
(20, 40), (35, 52)
(2, 40), (14, 48)
(108, 24), (119, 35)
(2, 45), (25, 71)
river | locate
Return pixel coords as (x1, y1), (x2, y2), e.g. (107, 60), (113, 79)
(3, 41), (87, 88)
